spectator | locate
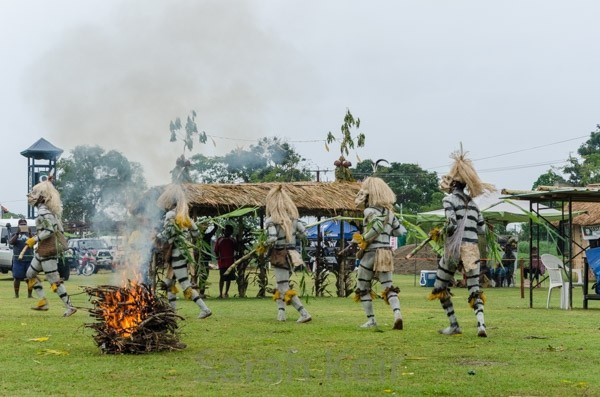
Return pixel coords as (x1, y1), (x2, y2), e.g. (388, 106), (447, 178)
(491, 262), (507, 287)
(214, 225), (236, 298)
(9, 219), (33, 298)
(501, 240), (517, 287)
(524, 247), (544, 287)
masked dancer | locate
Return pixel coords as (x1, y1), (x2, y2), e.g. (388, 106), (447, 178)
(25, 180), (77, 317)
(430, 146), (495, 337)
(157, 184), (212, 319)
(353, 177), (406, 329)
(265, 185), (312, 323)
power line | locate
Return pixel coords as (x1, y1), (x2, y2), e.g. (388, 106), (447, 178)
(205, 134), (326, 144)
(428, 135), (588, 170)
(477, 159), (570, 173)
(181, 130), (587, 176)
(187, 130), (589, 171)
(202, 133), (588, 157)
(313, 158), (570, 180)
(471, 135), (589, 162)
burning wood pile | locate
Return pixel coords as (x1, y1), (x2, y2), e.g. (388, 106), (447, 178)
(84, 281), (185, 354)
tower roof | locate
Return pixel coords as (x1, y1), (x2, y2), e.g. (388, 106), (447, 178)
(20, 138), (63, 160)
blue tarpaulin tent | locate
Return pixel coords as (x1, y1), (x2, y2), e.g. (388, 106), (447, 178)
(586, 247), (600, 274)
(306, 220), (358, 241)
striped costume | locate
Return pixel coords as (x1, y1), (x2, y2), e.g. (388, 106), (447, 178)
(431, 185), (487, 337)
(26, 200), (76, 317)
(159, 209), (211, 319)
(353, 176), (406, 329)
(266, 217), (311, 323)
(355, 206), (406, 329)
(264, 184), (311, 323)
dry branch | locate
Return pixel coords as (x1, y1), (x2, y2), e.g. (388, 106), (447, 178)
(84, 282), (185, 354)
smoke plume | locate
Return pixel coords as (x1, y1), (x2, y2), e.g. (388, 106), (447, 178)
(25, 1), (312, 187)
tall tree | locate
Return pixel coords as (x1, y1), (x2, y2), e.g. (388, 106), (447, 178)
(532, 169), (568, 189)
(560, 125), (600, 186)
(56, 145), (147, 233)
(190, 137), (312, 183)
(353, 160), (440, 213)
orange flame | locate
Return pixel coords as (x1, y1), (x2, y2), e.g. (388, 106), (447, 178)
(99, 282), (146, 338)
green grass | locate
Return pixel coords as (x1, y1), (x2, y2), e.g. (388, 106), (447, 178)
(1, 270), (599, 397)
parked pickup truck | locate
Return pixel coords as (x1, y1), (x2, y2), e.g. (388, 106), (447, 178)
(0, 219), (36, 273)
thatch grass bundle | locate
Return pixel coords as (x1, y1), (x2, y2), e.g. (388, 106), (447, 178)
(180, 181), (362, 217)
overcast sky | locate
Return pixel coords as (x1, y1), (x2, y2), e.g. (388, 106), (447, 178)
(1, 0), (599, 216)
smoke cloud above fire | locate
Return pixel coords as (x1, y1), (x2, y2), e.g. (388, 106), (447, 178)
(24, 1), (315, 187)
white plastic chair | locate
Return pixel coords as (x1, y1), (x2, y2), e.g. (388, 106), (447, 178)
(571, 267), (584, 288)
(540, 254), (566, 309)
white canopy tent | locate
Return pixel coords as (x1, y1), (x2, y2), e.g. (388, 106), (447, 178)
(417, 191), (577, 224)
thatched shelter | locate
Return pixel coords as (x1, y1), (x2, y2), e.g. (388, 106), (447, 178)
(177, 181), (363, 298)
(503, 185), (600, 267)
(502, 185), (600, 309)
(181, 181), (362, 218)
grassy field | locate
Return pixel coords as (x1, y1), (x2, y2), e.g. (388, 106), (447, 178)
(0, 269), (599, 397)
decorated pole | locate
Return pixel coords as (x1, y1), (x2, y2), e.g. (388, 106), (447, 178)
(223, 248), (259, 276)
(405, 236), (434, 260)
(404, 226), (444, 260)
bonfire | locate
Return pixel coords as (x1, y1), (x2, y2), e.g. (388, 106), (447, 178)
(84, 281), (185, 354)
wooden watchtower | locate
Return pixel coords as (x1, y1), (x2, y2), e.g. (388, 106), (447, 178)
(20, 138), (63, 218)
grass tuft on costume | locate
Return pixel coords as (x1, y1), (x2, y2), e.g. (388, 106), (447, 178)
(428, 288), (453, 301)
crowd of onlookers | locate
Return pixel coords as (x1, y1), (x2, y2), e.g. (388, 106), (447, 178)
(480, 240), (545, 288)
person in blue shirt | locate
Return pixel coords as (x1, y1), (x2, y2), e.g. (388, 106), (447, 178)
(9, 219), (33, 298)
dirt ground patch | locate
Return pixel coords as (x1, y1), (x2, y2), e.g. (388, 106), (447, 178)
(393, 244), (439, 275)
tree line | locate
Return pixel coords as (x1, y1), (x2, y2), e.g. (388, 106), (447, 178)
(9, 122), (597, 235)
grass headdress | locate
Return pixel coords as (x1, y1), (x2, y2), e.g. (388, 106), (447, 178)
(157, 184), (192, 228)
(446, 145), (495, 198)
(265, 185), (299, 243)
(29, 180), (63, 218)
(361, 177), (396, 212)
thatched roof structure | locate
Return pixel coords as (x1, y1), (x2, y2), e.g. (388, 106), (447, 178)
(560, 184), (600, 225)
(502, 185), (600, 225)
(180, 181), (362, 218)
(568, 202), (600, 225)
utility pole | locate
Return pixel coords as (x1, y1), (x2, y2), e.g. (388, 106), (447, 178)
(306, 168), (334, 182)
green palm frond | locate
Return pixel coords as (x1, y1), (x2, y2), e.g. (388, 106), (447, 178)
(485, 225), (503, 265)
